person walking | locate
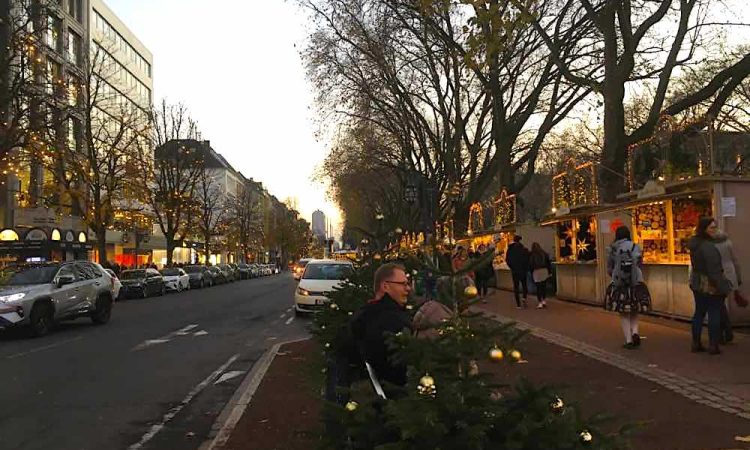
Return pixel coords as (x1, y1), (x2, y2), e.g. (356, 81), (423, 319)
(506, 235), (530, 308)
(529, 243), (551, 309)
(605, 226), (651, 349)
(712, 229), (741, 344)
(474, 244), (495, 302)
(688, 218), (732, 355)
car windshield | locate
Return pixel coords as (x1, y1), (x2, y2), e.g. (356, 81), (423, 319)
(121, 270), (146, 280)
(0, 264), (60, 286)
(160, 269), (181, 276)
(302, 264), (353, 280)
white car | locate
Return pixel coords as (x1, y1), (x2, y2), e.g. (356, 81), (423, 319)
(293, 258), (311, 281)
(159, 268), (190, 292)
(104, 269), (122, 301)
(294, 259), (354, 315)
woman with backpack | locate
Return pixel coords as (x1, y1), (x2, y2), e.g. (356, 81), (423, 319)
(529, 243), (552, 308)
(605, 225), (651, 349)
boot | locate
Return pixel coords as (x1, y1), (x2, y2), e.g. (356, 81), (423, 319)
(708, 344), (721, 355)
(691, 341), (705, 353)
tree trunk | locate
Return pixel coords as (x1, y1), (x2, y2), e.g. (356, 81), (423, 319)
(600, 80), (627, 202)
(166, 237), (175, 266)
(204, 238), (211, 265)
(96, 227), (107, 264)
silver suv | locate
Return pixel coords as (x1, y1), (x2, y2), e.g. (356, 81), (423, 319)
(0, 261), (114, 337)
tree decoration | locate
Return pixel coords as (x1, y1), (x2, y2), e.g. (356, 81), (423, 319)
(580, 430), (593, 444)
(467, 202), (484, 235)
(494, 189), (517, 227)
(510, 349), (522, 362)
(417, 374), (437, 397)
(551, 397), (565, 412)
(464, 285), (478, 298)
(552, 159), (599, 209)
(345, 401), (358, 412)
(489, 347), (504, 361)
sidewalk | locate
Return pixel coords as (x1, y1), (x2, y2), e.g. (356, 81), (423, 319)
(473, 288), (750, 417)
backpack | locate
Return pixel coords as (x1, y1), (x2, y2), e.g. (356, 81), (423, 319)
(617, 242), (636, 287)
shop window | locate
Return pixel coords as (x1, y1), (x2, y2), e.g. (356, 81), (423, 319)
(673, 197), (712, 263)
(634, 202), (669, 263)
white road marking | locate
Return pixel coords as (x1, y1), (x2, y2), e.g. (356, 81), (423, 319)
(128, 353), (239, 450)
(286, 307), (292, 313)
(194, 330), (208, 336)
(279, 313), (286, 319)
(214, 370), (245, 385)
(131, 324), (200, 351)
(285, 316), (294, 325)
(5, 336), (83, 360)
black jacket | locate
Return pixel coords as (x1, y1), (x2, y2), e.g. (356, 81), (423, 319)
(506, 242), (530, 273)
(688, 236), (731, 296)
(349, 294), (412, 386)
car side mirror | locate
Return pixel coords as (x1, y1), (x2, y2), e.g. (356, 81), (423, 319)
(56, 274), (76, 288)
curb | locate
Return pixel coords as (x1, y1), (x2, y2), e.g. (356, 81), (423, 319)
(198, 337), (312, 450)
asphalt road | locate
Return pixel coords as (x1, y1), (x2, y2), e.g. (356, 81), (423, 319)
(0, 272), (308, 450)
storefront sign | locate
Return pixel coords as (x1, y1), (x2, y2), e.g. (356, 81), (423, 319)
(13, 208), (57, 227)
(721, 197), (736, 217)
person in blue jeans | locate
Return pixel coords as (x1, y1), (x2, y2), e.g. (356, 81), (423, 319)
(688, 217), (732, 355)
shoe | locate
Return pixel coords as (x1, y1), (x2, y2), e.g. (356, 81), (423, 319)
(708, 345), (721, 355)
(724, 332), (734, 343)
(623, 342), (636, 350)
(691, 342), (706, 353)
(522, 299), (528, 308)
(632, 334), (641, 347)
(536, 303), (544, 309)
(542, 301), (547, 308)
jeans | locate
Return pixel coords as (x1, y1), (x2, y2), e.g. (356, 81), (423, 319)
(535, 281), (547, 302)
(511, 271), (528, 306)
(691, 291), (723, 346)
(476, 277), (489, 297)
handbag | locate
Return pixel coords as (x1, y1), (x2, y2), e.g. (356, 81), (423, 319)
(735, 291), (749, 308)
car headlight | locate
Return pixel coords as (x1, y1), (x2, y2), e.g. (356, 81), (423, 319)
(297, 287), (310, 296)
(0, 293), (26, 302)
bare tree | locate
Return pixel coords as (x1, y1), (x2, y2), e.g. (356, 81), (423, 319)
(194, 167), (227, 262)
(137, 101), (204, 266)
(40, 38), (149, 262)
(524, 0), (750, 200)
(228, 182), (263, 263)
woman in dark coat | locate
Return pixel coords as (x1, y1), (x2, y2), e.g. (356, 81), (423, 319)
(529, 243), (552, 308)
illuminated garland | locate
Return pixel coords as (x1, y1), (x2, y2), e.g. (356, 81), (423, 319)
(494, 189), (516, 227)
(467, 202), (484, 236)
(552, 160), (599, 209)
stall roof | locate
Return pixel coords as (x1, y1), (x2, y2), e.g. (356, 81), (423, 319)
(540, 205), (605, 226)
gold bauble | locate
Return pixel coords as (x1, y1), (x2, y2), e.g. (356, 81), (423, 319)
(510, 350), (522, 361)
(329, 303), (339, 310)
(579, 430), (593, 443)
(345, 401), (358, 412)
(550, 397), (564, 411)
(374, 253), (382, 260)
(489, 348), (504, 361)
(464, 285), (478, 298)
(419, 374), (435, 388)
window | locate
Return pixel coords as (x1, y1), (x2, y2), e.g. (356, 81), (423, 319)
(46, 16), (62, 52)
(46, 60), (61, 96)
(68, 0), (82, 23)
(55, 264), (78, 282)
(67, 76), (80, 106)
(67, 29), (82, 66)
(67, 116), (81, 152)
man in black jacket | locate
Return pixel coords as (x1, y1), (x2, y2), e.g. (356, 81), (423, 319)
(506, 235), (530, 308)
(350, 263), (412, 387)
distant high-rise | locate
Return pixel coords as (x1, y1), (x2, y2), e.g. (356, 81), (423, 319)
(312, 210), (326, 240)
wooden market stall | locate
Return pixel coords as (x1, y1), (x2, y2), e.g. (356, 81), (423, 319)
(541, 160), (603, 304)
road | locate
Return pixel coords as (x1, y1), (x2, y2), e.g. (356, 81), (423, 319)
(0, 272), (307, 450)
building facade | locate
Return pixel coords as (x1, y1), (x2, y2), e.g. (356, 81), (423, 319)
(312, 209), (325, 241)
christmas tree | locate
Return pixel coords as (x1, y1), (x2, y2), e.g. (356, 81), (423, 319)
(313, 243), (630, 450)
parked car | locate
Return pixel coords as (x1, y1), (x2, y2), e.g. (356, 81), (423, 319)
(119, 269), (165, 299)
(160, 268), (190, 292)
(185, 265), (213, 288)
(249, 264), (261, 278)
(0, 261), (115, 337)
(294, 259), (354, 315)
(103, 268), (122, 301)
(217, 264), (236, 282)
(293, 258), (311, 281)
(237, 263), (253, 280)
(208, 266), (228, 284)
(228, 263), (240, 279)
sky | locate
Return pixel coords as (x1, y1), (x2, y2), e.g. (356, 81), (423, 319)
(105, 0), (341, 237)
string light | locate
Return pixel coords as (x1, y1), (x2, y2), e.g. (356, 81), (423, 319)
(494, 189), (516, 227)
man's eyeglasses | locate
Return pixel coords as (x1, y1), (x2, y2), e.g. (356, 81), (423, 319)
(385, 280), (410, 287)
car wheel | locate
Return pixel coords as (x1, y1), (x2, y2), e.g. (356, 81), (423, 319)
(160, 285), (166, 296)
(176, 283), (182, 293)
(29, 302), (54, 337)
(91, 295), (113, 325)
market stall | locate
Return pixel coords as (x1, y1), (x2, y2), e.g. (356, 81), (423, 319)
(542, 160), (602, 304)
